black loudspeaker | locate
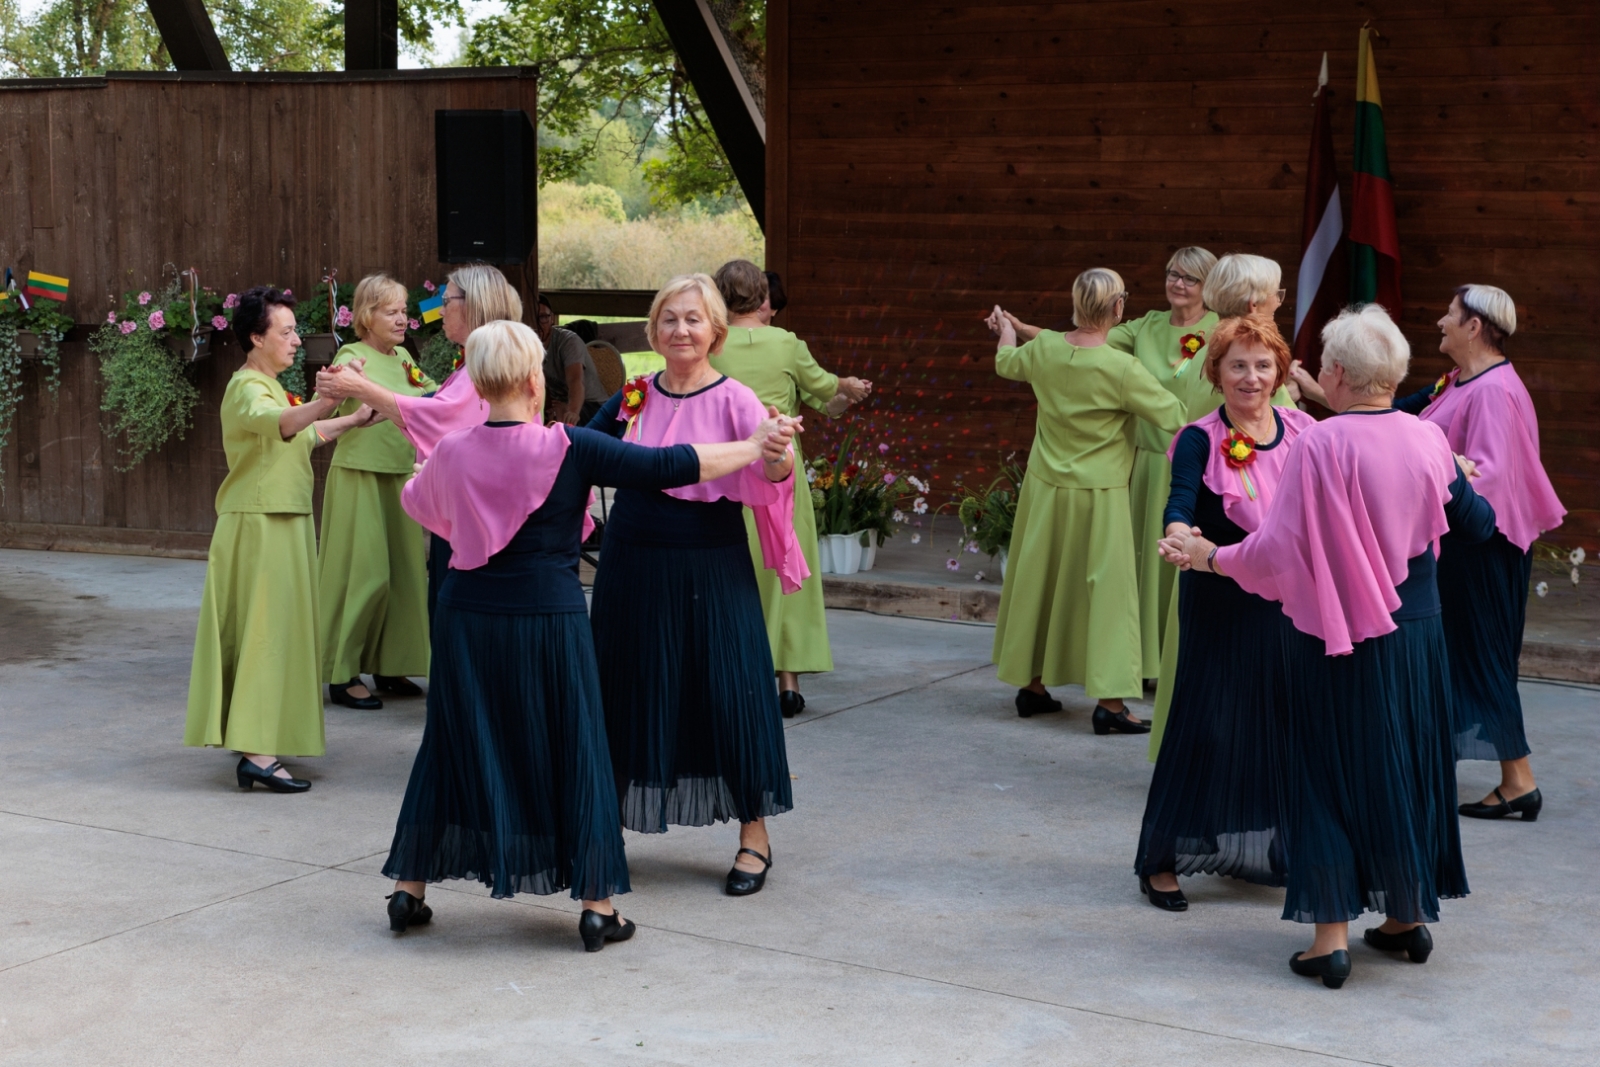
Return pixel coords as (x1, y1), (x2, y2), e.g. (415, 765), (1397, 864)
(435, 110), (537, 264)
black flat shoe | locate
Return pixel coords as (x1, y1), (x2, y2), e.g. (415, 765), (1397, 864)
(329, 679), (383, 709)
(1290, 949), (1352, 989)
(1363, 924), (1432, 963)
(725, 847), (772, 896)
(780, 690), (806, 719)
(1092, 705), (1150, 735)
(1139, 875), (1188, 912)
(578, 909), (636, 952)
(387, 890), (432, 933)
(1015, 689), (1063, 718)
(235, 757), (311, 793)
(375, 674), (423, 697)
(1460, 786), (1541, 822)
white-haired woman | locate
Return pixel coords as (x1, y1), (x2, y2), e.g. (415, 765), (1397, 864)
(316, 264), (522, 618)
(1164, 305), (1495, 988)
(1294, 286), (1564, 822)
(317, 273), (434, 709)
(986, 269), (1185, 732)
(381, 320), (796, 948)
(585, 274), (807, 896)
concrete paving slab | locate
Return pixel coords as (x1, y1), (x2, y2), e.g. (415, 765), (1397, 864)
(1, 548), (1596, 1066)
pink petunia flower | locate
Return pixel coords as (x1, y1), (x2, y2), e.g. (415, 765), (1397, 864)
(422, 280), (436, 293)
(335, 305), (353, 328)
(282, 289), (292, 297)
(106, 311), (117, 323)
(119, 320), (137, 335)
(137, 291), (152, 305)
(212, 315), (228, 330)
(147, 310), (166, 330)
(408, 318), (421, 331)
(223, 293), (239, 309)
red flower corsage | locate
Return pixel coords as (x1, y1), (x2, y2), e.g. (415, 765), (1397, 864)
(401, 360), (429, 390)
(450, 349), (464, 373)
(620, 374), (650, 440)
(1174, 331), (1206, 376)
(1221, 428), (1259, 500)
(285, 391), (305, 407)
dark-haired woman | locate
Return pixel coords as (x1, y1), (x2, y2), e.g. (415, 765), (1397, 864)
(185, 288), (377, 791)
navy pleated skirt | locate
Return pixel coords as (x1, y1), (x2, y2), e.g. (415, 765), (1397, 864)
(381, 604), (630, 900)
(426, 533), (452, 624)
(590, 531), (793, 834)
(1438, 530), (1534, 762)
(1136, 570), (1290, 886)
(1279, 617), (1468, 925)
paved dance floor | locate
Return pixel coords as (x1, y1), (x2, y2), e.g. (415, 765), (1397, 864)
(1, 548), (1593, 1066)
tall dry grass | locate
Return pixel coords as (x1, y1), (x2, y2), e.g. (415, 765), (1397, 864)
(539, 189), (764, 291)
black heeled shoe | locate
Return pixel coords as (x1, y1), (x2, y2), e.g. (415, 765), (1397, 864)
(578, 909), (636, 952)
(375, 674), (423, 697)
(235, 757), (311, 793)
(329, 679), (383, 709)
(725, 847), (772, 896)
(1139, 875), (1188, 912)
(1459, 786), (1541, 822)
(1363, 924), (1433, 963)
(1092, 705), (1150, 735)
(386, 890), (432, 933)
(1290, 949), (1352, 989)
(1015, 689), (1063, 718)
(780, 690), (806, 719)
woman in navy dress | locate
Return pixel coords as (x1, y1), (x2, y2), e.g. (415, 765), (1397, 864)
(380, 320), (796, 950)
(1167, 306), (1495, 988)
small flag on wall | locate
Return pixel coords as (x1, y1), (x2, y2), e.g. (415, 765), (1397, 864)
(1292, 53), (1349, 371)
(1349, 26), (1401, 318)
(418, 292), (444, 323)
(2, 268), (32, 309)
(25, 271), (70, 302)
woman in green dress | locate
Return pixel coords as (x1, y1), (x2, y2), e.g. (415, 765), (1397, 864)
(987, 269), (1186, 734)
(185, 287), (377, 792)
(318, 273), (435, 709)
(710, 260), (872, 717)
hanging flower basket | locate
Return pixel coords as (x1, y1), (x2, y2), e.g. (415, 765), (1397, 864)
(164, 326), (215, 363)
(299, 332), (342, 365)
(16, 329), (40, 359)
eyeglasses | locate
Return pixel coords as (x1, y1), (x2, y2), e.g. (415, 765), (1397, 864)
(1166, 271), (1202, 287)
(441, 294), (467, 305)
(1275, 288), (1287, 302)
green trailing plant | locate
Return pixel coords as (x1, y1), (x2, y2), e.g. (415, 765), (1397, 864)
(91, 279), (207, 469)
(952, 454), (1028, 558)
(0, 299), (76, 485)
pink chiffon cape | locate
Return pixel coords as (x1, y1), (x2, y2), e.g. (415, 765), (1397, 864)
(394, 369), (488, 460)
(1214, 412), (1457, 656)
(1419, 363), (1564, 551)
(621, 374), (809, 593)
(1167, 406), (1317, 534)
(400, 421), (578, 571)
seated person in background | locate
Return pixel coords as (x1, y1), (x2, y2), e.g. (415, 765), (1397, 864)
(536, 293), (608, 425)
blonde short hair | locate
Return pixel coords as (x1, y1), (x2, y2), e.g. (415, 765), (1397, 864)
(1455, 284), (1516, 352)
(447, 263), (523, 332)
(647, 273), (730, 355)
(1321, 304), (1411, 397)
(1166, 246), (1218, 284)
(1202, 254), (1282, 317)
(350, 273), (408, 340)
(465, 319), (546, 404)
(1072, 267), (1126, 330)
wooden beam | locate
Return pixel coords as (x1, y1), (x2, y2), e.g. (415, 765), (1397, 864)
(144, 0), (230, 72)
(345, 0), (399, 70)
(539, 289), (658, 318)
(653, 0), (766, 229)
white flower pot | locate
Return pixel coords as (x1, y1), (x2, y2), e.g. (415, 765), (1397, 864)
(817, 534), (835, 574)
(999, 548), (1008, 579)
(827, 533), (862, 576)
(858, 533), (877, 572)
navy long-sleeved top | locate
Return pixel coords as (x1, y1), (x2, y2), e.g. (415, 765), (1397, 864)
(439, 423), (700, 614)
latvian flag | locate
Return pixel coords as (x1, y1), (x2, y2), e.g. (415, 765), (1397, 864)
(1292, 53), (1348, 371)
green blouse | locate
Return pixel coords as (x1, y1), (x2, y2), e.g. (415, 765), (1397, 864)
(711, 325), (839, 419)
(329, 341), (435, 474)
(214, 369), (317, 515)
(997, 333), (1185, 490)
(1107, 309), (1223, 453)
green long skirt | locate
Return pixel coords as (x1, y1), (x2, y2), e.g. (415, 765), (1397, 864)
(318, 466), (431, 684)
(1129, 446), (1176, 680)
(992, 476), (1143, 699)
(185, 512), (325, 756)
(743, 475), (834, 674)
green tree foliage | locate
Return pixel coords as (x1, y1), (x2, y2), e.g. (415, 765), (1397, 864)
(463, 0), (765, 210)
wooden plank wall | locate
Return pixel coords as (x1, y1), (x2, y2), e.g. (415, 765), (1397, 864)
(0, 69), (539, 548)
(769, 0), (1600, 544)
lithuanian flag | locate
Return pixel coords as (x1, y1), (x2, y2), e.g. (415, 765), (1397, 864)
(1349, 27), (1401, 318)
(25, 271), (70, 303)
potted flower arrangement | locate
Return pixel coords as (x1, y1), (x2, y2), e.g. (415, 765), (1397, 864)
(294, 273), (355, 366)
(0, 298), (75, 476)
(952, 454), (1027, 579)
(90, 277), (212, 469)
(807, 429), (917, 575)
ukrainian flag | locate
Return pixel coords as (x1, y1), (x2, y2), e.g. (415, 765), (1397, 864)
(419, 292), (444, 323)
(25, 271), (69, 302)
